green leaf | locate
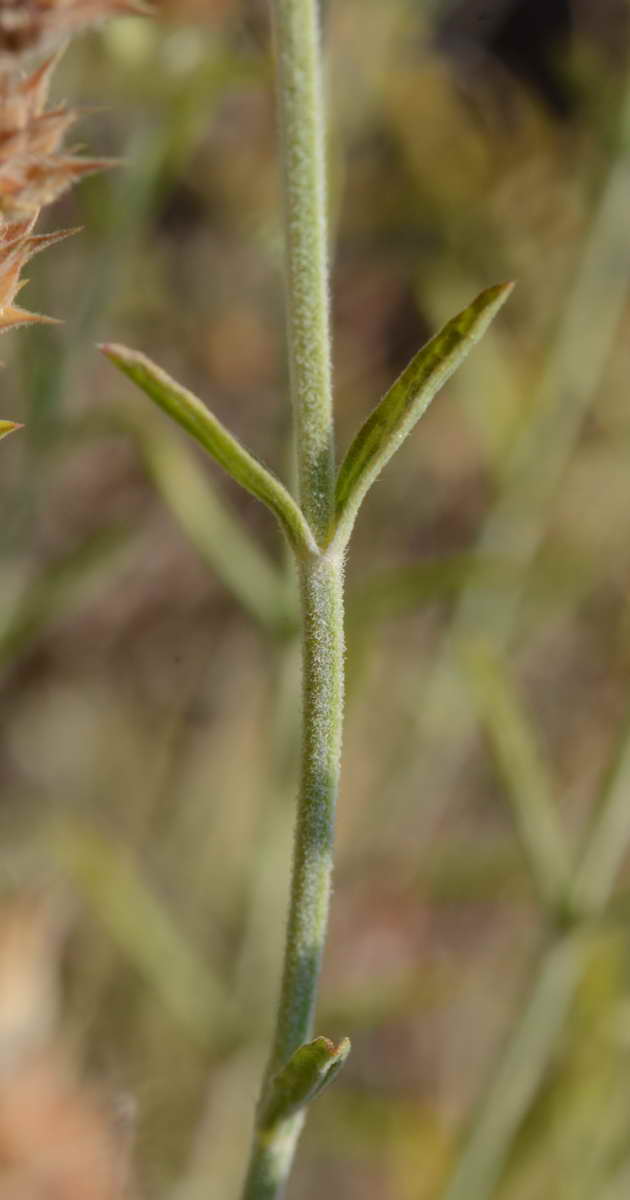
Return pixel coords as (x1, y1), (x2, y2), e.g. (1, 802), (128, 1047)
(0, 420), (22, 440)
(572, 705), (630, 915)
(461, 639), (571, 912)
(259, 1035), (351, 1131)
(332, 282), (514, 551)
(0, 527), (135, 669)
(443, 931), (589, 1200)
(99, 344), (318, 559)
(58, 826), (235, 1046)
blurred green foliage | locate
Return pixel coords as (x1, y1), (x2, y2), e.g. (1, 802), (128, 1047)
(3, 1), (630, 1197)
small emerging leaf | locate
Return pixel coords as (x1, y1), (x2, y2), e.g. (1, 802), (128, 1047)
(100, 343), (318, 558)
(0, 420), (22, 439)
(259, 1036), (350, 1131)
(333, 282), (514, 551)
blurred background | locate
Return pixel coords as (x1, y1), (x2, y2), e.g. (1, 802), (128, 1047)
(2, 0), (630, 1196)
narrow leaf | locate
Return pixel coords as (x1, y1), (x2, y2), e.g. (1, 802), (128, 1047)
(572, 705), (630, 914)
(333, 282), (514, 550)
(462, 639), (571, 912)
(443, 932), (589, 1200)
(100, 344), (317, 558)
(0, 420), (22, 439)
(0, 527), (135, 668)
(58, 827), (235, 1046)
(259, 1035), (351, 1130)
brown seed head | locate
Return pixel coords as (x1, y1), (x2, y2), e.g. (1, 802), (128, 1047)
(0, 1), (147, 339)
(0, 0), (150, 62)
(0, 54), (116, 216)
(0, 213), (78, 330)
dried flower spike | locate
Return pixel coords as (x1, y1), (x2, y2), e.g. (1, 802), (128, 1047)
(0, 2), (145, 336)
(0, 214), (77, 331)
(0, 0), (150, 62)
(0, 54), (114, 216)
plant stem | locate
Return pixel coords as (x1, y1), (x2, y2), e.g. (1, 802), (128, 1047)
(242, 552), (344, 1199)
(271, 551), (344, 1070)
(272, 0), (335, 544)
(242, 2), (343, 1197)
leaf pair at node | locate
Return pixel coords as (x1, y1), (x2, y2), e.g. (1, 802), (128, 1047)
(101, 282), (513, 560)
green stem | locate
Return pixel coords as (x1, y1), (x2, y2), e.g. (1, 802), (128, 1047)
(271, 552), (344, 1069)
(241, 2), (343, 1197)
(272, 0), (335, 544)
(242, 552), (344, 1199)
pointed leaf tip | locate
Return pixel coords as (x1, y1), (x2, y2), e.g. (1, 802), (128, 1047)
(98, 342), (134, 363)
(0, 420), (23, 440)
(100, 341), (318, 558)
(332, 280), (514, 550)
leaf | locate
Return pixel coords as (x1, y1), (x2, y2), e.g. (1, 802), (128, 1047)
(461, 639), (571, 912)
(572, 704), (630, 915)
(443, 932), (588, 1200)
(58, 827), (234, 1047)
(100, 343), (317, 558)
(259, 1035), (351, 1131)
(0, 526), (134, 668)
(0, 420), (22, 439)
(332, 282), (514, 550)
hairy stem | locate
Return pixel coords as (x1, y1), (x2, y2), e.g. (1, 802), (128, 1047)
(271, 552), (344, 1071)
(272, 0), (335, 545)
(242, 2), (342, 1196)
(242, 552), (344, 1199)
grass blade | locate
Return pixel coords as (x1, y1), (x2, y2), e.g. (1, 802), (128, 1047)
(462, 640), (572, 913)
(100, 343), (318, 558)
(442, 932), (590, 1200)
(332, 282), (513, 550)
(572, 707), (630, 914)
(138, 424), (298, 636)
(58, 826), (235, 1046)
